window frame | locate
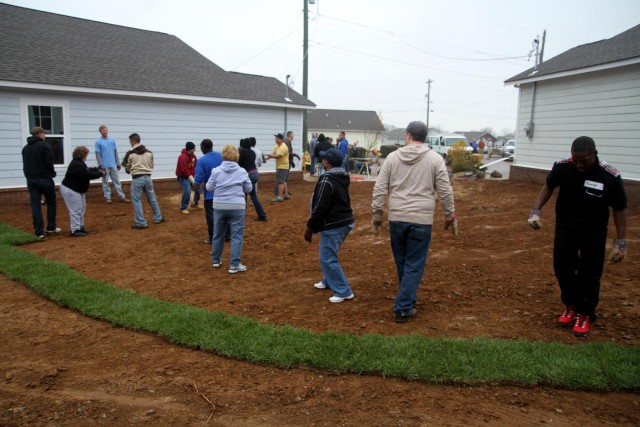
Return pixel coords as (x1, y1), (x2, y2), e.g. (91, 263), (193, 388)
(20, 97), (70, 168)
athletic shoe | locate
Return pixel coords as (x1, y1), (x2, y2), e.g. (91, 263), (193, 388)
(180, 209), (190, 215)
(106, 199), (112, 204)
(204, 239), (212, 245)
(212, 262), (221, 268)
(394, 308), (418, 323)
(131, 224), (148, 230)
(573, 314), (590, 337)
(229, 264), (248, 274)
(254, 217), (268, 222)
(36, 234), (45, 240)
(558, 305), (576, 327)
(119, 197), (130, 203)
(70, 230), (87, 237)
(313, 281), (327, 289)
(191, 204), (203, 210)
(284, 194), (291, 200)
(271, 197), (283, 202)
(329, 293), (354, 303)
(155, 216), (165, 224)
(45, 227), (62, 234)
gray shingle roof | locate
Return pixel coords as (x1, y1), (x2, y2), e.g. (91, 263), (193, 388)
(308, 109), (384, 132)
(0, 3), (314, 107)
(505, 24), (640, 83)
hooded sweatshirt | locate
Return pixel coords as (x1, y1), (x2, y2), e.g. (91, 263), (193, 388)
(307, 167), (355, 233)
(372, 143), (454, 225)
(124, 144), (154, 176)
(206, 161), (252, 209)
(22, 135), (56, 179)
(175, 148), (197, 178)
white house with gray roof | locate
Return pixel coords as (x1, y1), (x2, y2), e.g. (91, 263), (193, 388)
(505, 24), (640, 196)
(0, 3), (314, 189)
(307, 109), (384, 151)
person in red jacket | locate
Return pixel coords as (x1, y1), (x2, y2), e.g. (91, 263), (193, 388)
(175, 141), (201, 214)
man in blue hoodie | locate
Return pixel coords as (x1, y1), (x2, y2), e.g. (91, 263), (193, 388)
(305, 148), (355, 303)
(193, 139), (223, 244)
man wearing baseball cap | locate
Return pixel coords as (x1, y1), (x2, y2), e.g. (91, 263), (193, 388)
(264, 133), (290, 202)
(371, 120), (457, 323)
(305, 148), (355, 303)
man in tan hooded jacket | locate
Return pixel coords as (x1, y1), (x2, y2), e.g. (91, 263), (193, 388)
(371, 120), (457, 323)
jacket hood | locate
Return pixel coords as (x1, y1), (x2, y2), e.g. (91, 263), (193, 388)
(324, 167), (351, 188)
(26, 135), (42, 145)
(395, 143), (430, 165)
(220, 161), (241, 173)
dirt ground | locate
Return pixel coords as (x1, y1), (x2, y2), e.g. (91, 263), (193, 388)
(1, 177), (639, 426)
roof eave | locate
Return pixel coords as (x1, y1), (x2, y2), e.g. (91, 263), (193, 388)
(504, 57), (640, 86)
(0, 80), (316, 110)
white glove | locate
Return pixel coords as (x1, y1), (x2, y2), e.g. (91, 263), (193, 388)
(188, 176), (195, 185)
(444, 215), (458, 236)
(608, 239), (628, 263)
(528, 208), (541, 229)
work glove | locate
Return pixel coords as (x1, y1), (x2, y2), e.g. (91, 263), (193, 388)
(304, 227), (313, 243)
(608, 239), (628, 263)
(528, 208), (542, 229)
(444, 215), (458, 236)
(371, 212), (383, 236)
(188, 176), (195, 185)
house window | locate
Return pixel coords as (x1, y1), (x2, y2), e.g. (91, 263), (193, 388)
(28, 105), (65, 165)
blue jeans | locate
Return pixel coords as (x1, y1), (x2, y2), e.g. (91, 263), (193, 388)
(341, 156), (349, 173)
(319, 225), (353, 297)
(248, 171), (267, 219)
(212, 209), (245, 267)
(26, 178), (57, 236)
(130, 175), (163, 226)
(101, 167), (125, 200)
(310, 156), (316, 175)
(389, 221), (432, 313)
(178, 177), (200, 210)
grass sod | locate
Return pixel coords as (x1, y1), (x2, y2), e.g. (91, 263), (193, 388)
(0, 222), (638, 390)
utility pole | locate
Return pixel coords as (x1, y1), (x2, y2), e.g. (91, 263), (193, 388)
(302, 0), (310, 149)
(425, 79), (433, 134)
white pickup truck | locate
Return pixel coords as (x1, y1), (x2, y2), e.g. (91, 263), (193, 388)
(428, 134), (471, 163)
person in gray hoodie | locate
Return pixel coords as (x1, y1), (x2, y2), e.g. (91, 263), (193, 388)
(371, 121), (457, 323)
(206, 144), (252, 274)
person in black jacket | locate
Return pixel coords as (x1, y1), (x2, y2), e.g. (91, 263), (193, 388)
(59, 146), (105, 237)
(239, 138), (267, 221)
(22, 126), (60, 238)
(313, 133), (332, 176)
(304, 148), (355, 303)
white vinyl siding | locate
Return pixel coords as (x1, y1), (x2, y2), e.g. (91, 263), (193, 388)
(513, 64), (640, 180)
(0, 90), (303, 188)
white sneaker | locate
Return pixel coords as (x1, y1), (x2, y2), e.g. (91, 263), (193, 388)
(329, 293), (354, 303)
(229, 264), (248, 274)
(45, 227), (62, 234)
(212, 262), (221, 268)
(313, 281), (327, 289)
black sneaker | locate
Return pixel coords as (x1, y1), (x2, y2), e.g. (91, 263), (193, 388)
(70, 230), (87, 237)
(254, 217), (267, 222)
(131, 224), (148, 230)
(394, 308), (418, 323)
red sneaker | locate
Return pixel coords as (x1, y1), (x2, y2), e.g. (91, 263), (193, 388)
(573, 314), (590, 337)
(558, 306), (576, 327)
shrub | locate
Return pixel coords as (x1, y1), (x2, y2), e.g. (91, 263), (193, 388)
(380, 144), (400, 158)
(449, 142), (474, 172)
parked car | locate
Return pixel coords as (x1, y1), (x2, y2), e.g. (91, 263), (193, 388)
(428, 134), (471, 163)
(502, 139), (516, 160)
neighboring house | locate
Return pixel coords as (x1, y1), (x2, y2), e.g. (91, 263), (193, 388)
(307, 109), (384, 151)
(382, 128), (407, 146)
(0, 3), (314, 190)
(505, 24), (640, 197)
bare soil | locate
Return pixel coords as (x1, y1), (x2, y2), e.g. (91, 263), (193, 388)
(1, 177), (639, 426)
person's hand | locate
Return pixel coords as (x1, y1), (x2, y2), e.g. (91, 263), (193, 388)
(608, 239), (628, 263)
(117, 165), (121, 171)
(188, 176), (195, 185)
(304, 227), (313, 243)
(444, 215), (458, 236)
(528, 208), (542, 229)
(371, 212), (383, 236)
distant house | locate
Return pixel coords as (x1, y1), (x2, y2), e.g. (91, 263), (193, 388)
(505, 24), (640, 197)
(382, 128), (407, 146)
(307, 109), (384, 151)
(0, 3), (314, 190)
(455, 132), (497, 145)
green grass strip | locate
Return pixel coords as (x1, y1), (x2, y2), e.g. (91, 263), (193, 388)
(0, 222), (638, 391)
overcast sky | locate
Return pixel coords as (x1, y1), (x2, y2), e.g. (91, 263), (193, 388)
(6, 0), (640, 135)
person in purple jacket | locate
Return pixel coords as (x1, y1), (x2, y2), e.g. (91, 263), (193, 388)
(206, 145), (252, 274)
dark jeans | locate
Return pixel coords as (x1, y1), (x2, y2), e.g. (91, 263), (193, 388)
(27, 178), (57, 236)
(248, 171), (267, 220)
(553, 223), (607, 316)
(204, 198), (214, 240)
(389, 221), (432, 313)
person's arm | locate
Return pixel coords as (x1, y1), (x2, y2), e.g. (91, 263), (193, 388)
(609, 209), (628, 262)
(114, 149), (121, 171)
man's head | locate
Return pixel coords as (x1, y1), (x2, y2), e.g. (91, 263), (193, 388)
(98, 125), (109, 138)
(319, 148), (343, 170)
(185, 141), (196, 154)
(405, 121), (428, 143)
(30, 127), (46, 139)
(571, 136), (597, 173)
(221, 144), (239, 162)
(249, 137), (257, 147)
(129, 133), (140, 146)
(200, 139), (213, 154)
(274, 133), (284, 145)
(339, 131), (346, 141)
(287, 131), (294, 141)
